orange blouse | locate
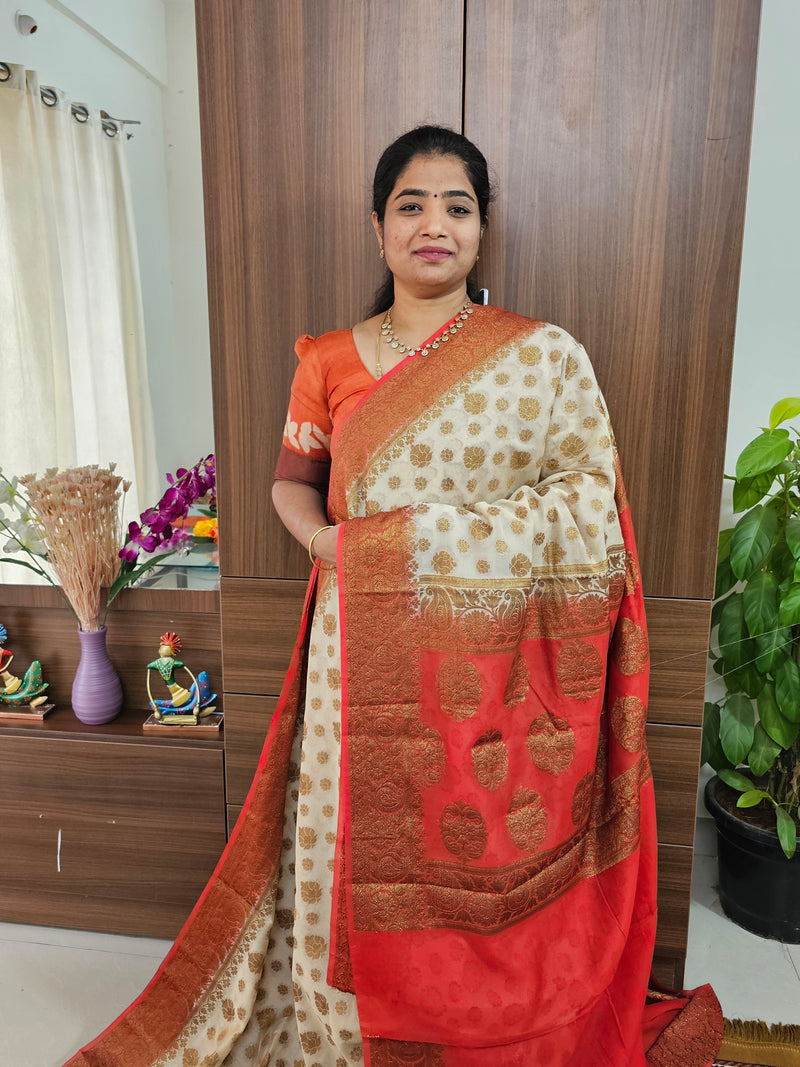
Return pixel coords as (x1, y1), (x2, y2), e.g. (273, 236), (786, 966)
(274, 330), (376, 492)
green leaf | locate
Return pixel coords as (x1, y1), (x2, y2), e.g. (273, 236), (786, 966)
(718, 527), (734, 562)
(737, 789), (770, 808)
(106, 552), (173, 604)
(754, 625), (792, 673)
(701, 702), (729, 772)
(710, 593), (733, 632)
(730, 506), (778, 580)
(758, 682), (800, 749)
(717, 594), (749, 668)
(775, 657), (800, 723)
(775, 806), (798, 859)
(778, 582), (800, 626)
(748, 722), (782, 777)
(787, 516), (800, 560)
(742, 571), (779, 636)
(723, 662), (763, 699)
(0, 556), (54, 581)
(718, 767), (756, 793)
(735, 429), (793, 479)
(732, 473), (775, 512)
(772, 538), (797, 583)
(714, 556), (737, 599)
(719, 694), (755, 765)
(769, 396), (800, 429)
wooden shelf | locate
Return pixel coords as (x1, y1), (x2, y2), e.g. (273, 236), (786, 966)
(0, 704), (224, 747)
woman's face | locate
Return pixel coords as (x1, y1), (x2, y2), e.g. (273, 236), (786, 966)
(372, 153), (483, 300)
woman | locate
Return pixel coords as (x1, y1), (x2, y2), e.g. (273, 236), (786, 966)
(66, 127), (720, 1067)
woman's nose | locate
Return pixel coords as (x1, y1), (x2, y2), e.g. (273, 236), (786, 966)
(420, 203), (448, 238)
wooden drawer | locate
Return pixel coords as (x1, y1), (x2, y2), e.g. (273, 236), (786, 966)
(224, 694), (278, 805)
(647, 722), (702, 847)
(220, 577), (306, 694)
(0, 734), (226, 938)
(655, 842), (694, 960)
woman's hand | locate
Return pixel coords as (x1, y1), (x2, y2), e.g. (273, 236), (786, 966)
(309, 524), (338, 565)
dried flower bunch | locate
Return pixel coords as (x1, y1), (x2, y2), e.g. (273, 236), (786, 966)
(19, 465), (129, 632)
(1, 455), (217, 633)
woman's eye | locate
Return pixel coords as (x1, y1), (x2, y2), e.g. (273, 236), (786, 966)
(449, 205), (471, 215)
(399, 203), (421, 212)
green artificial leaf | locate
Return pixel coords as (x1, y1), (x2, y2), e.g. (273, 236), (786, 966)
(742, 571), (779, 636)
(787, 516), (800, 560)
(732, 473), (775, 512)
(775, 657), (800, 723)
(718, 766), (756, 793)
(754, 625), (792, 673)
(769, 396), (800, 429)
(730, 506), (778, 580)
(737, 789), (770, 808)
(714, 556), (737, 600)
(758, 682), (800, 749)
(747, 721), (783, 777)
(719, 694), (756, 766)
(735, 429), (793, 479)
(723, 662), (763, 699)
(717, 594), (751, 669)
(775, 806), (798, 859)
(778, 582), (800, 626)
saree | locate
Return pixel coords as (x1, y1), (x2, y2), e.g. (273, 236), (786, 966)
(65, 307), (721, 1067)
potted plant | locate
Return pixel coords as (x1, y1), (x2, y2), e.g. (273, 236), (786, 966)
(703, 396), (800, 941)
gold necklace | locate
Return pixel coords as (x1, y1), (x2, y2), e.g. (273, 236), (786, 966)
(375, 300), (474, 378)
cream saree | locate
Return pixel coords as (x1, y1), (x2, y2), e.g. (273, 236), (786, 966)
(66, 307), (719, 1067)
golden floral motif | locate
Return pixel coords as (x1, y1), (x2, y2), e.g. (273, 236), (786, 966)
(580, 376), (593, 390)
(510, 451), (532, 470)
(440, 800), (488, 861)
(560, 432), (587, 459)
(586, 523), (599, 538)
(510, 552), (530, 576)
(441, 477), (455, 492)
(440, 448), (454, 462)
(526, 710), (576, 776)
(625, 550), (641, 594)
(613, 617), (649, 676)
(547, 508), (559, 522)
(471, 729), (509, 790)
(503, 651), (529, 707)
(495, 540), (508, 553)
(506, 788), (547, 851)
(542, 542), (567, 565)
(610, 695), (647, 752)
(565, 354), (579, 378)
(470, 518), (492, 540)
(549, 349), (562, 363)
(556, 641), (604, 702)
(464, 392), (488, 414)
(437, 656), (482, 721)
(432, 550), (456, 575)
(477, 559), (489, 573)
(410, 444), (433, 468)
(519, 344), (543, 366)
(519, 397), (541, 421)
(464, 446), (486, 470)
(496, 398), (509, 411)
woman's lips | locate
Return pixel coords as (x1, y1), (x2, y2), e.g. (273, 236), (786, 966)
(414, 247), (453, 261)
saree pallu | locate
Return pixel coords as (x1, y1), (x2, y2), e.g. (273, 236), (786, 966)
(65, 307), (721, 1067)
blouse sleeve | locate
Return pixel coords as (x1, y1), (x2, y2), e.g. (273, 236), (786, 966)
(274, 335), (332, 494)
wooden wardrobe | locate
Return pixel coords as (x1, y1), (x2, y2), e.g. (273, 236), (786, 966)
(195, 0), (761, 988)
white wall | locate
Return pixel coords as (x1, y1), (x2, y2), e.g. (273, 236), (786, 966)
(1, 0), (212, 489)
(721, 0), (800, 525)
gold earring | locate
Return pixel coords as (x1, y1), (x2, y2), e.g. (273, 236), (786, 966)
(379, 245), (385, 260)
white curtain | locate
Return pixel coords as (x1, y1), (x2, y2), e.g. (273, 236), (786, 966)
(0, 64), (158, 579)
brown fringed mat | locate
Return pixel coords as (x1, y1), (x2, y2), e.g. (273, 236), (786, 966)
(714, 1019), (800, 1067)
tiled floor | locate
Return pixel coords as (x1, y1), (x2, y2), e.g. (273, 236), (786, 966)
(1, 820), (798, 1067)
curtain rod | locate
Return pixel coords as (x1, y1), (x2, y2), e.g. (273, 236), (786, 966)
(0, 61), (141, 139)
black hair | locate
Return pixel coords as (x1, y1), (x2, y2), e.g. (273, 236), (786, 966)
(367, 125), (494, 317)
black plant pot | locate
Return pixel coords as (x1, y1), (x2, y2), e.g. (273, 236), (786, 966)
(704, 775), (800, 943)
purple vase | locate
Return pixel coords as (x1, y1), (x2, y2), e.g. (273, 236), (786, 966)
(71, 626), (123, 725)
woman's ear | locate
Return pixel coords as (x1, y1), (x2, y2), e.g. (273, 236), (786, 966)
(371, 211), (383, 251)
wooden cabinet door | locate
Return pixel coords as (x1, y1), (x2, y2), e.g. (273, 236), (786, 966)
(196, 0), (464, 582)
(464, 0), (760, 599)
